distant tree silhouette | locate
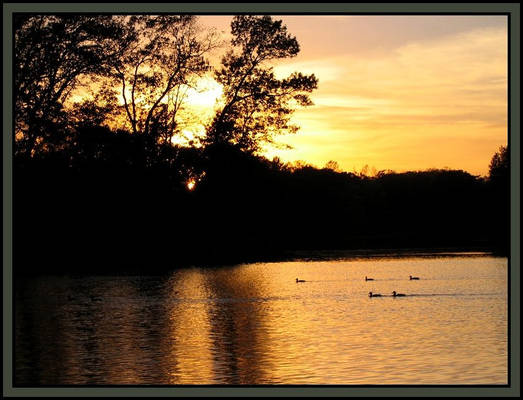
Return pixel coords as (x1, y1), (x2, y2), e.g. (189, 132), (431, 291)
(206, 15), (318, 153)
(489, 145), (509, 182)
(487, 145), (509, 254)
(324, 160), (341, 172)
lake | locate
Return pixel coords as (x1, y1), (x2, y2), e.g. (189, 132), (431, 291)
(14, 253), (508, 385)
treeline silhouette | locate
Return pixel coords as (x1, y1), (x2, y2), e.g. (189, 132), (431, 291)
(13, 15), (509, 275)
(14, 124), (509, 275)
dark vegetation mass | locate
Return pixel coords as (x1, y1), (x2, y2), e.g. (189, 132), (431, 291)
(13, 15), (510, 275)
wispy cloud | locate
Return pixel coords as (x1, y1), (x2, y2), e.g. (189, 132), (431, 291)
(265, 23), (507, 175)
(199, 16), (508, 176)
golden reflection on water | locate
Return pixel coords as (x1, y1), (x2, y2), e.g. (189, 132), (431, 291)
(14, 256), (508, 385)
(162, 269), (215, 384)
(202, 267), (280, 384)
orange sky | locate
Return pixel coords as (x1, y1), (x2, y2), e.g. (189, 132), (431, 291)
(198, 15), (508, 176)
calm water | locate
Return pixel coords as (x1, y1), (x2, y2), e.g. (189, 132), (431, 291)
(14, 254), (508, 385)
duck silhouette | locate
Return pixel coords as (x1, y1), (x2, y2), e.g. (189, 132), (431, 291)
(409, 275), (420, 280)
(368, 292), (382, 297)
(365, 276), (374, 281)
(392, 291), (406, 297)
(296, 278), (306, 283)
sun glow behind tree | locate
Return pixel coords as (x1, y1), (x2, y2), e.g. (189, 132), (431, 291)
(67, 74), (224, 148)
(49, 15), (317, 160)
(15, 14), (506, 176)
(171, 76), (225, 147)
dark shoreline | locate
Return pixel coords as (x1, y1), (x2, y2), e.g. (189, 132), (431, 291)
(280, 247), (498, 261)
(13, 245), (505, 278)
(14, 144), (509, 278)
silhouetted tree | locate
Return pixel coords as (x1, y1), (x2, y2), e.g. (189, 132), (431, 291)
(206, 15), (318, 153)
(106, 16), (216, 140)
(487, 145), (509, 254)
(324, 160), (341, 172)
(14, 15), (130, 157)
(489, 145), (509, 182)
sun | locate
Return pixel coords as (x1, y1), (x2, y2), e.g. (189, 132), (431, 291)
(186, 179), (196, 191)
(184, 77), (223, 108)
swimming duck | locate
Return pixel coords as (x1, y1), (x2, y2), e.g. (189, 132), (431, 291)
(392, 291), (406, 297)
(296, 278), (306, 283)
(409, 275), (420, 280)
(368, 292), (382, 297)
(365, 276), (374, 281)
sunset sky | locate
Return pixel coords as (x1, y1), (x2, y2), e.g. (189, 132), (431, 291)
(198, 15), (508, 177)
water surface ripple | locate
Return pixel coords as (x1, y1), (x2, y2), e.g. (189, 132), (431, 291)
(14, 254), (508, 385)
